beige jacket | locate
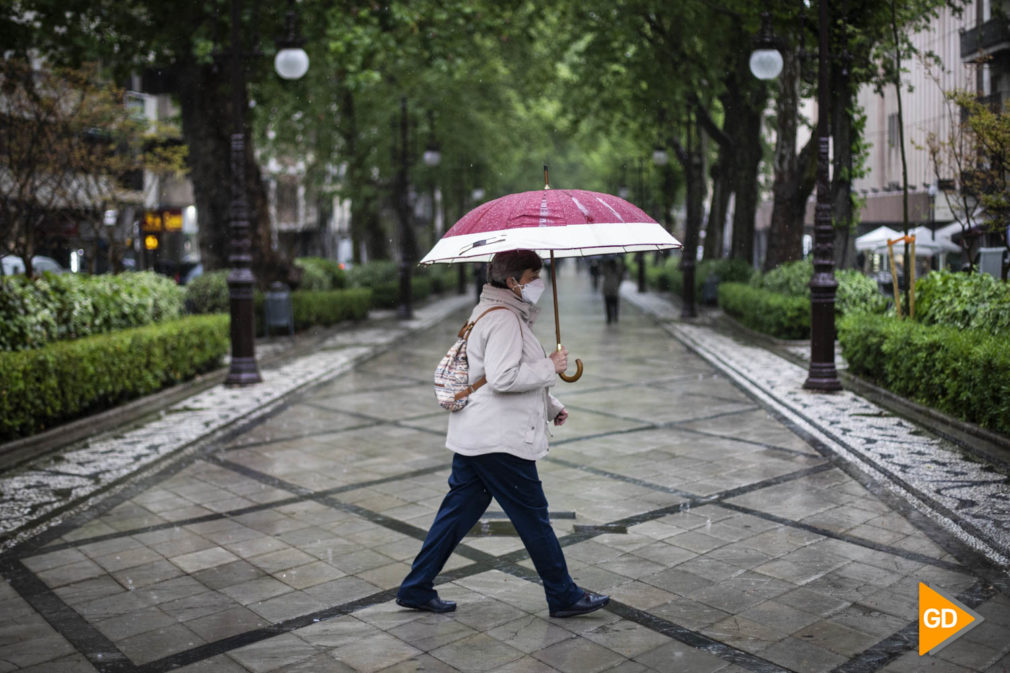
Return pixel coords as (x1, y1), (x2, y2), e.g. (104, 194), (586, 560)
(446, 285), (565, 461)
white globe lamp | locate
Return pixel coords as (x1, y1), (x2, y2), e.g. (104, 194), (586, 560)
(275, 47), (309, 80)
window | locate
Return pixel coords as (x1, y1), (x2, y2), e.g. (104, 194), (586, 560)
(887, 113), (899, 148)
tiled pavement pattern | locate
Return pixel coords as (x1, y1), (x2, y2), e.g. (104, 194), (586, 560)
(0, 296), (471, 553)
(1, 265), (1008, 672)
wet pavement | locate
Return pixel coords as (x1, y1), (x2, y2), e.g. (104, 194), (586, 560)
(1, 264), (1008, 673)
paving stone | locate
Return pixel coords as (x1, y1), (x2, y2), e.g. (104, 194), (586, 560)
(532, 634), (626, 673)
(429, 632), (526, 672)
(171, 547), (242, 574)
(792, 618), (881, 657)
(580, 620), (672, 659)
(111, 558), (185, 590)
(159, 590), (237, 623)
(0, 629), (77, 668)
(329, 631), (426, 671)
(186, 604), (269, 642)
(95, 605), (176, 641)
(688, 571), (793, 613)
(736, 599), (822, 635)
(220, 576), (293, 605)
(13, 653), (100, 673)
(759, 636), (848, 673)
(117, 622), (206, 665)
(227, 632), (319, 673)
(633, 639), (728, 673)
(247, 590), (327, 624)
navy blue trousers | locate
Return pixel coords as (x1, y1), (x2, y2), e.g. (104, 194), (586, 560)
(397, 452), (583, 611)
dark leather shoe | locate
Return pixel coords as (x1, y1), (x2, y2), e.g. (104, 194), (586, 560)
(396, 596), (457, 613)
(550, 591), (610, 618)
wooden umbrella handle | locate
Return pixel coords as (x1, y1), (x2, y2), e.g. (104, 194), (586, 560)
(550, 250), (583, 383)
(559, 355), (583, 383)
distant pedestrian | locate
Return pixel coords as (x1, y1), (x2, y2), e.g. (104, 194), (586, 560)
(601, 257), (624, 324)
(396, 249), (610, 618)
(588, 258), (600, 291)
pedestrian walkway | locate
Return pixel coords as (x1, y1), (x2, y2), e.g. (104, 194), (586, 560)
(0, 264), (1008, 673)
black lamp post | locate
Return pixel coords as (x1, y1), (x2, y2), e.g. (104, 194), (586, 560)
(751, 3), (840, 391)
(225, 0), (308, 386)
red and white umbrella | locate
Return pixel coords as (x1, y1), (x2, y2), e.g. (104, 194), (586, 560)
(420, 186), (680, 264)
(419, 171), (682, 382)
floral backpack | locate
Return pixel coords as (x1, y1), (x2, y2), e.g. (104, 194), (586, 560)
(434, 306), (510, 411)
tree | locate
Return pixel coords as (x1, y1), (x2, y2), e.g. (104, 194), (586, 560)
(924, 81), (1010, 278)
(0, 59), (184, 276)
(762, 0), (963, 271)
(2, 0), (319, 285)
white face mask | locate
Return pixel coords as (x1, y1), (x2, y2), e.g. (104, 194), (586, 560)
(518, 277), (546, 305)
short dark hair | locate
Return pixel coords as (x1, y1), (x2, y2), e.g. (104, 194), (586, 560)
(488, 250), (542, 288)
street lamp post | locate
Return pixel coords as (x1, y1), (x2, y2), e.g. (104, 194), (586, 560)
(225, 0), (308, 386)
(750, 3), (840, 391)
(804, 0), (841, 391)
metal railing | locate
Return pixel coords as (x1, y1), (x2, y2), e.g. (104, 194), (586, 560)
(961, 17), (1010, 59)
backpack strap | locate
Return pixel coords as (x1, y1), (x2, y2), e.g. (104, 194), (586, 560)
(453, 305), (512, 401)
(458, 305), (510, 338)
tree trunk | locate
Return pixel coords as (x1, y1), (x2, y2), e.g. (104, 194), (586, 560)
(726, 51), (766, 265)
(766, 47), (804, 270)
(176, 56), (294, 287)
(831, 66), (857, 269)
(678, 117), (705, 318)
(704, 156), (731, 260)
(730, 121), (761, 265)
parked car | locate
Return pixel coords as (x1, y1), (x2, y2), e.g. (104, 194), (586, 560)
(0, 255), (67, 276)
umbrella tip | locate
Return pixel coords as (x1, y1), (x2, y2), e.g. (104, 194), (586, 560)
(543, 164), (550, 190)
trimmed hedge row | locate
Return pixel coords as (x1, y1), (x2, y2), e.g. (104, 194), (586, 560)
(288, 288), (371, 329)
(294, 257), (347, 291)
(718, 283), (811, 339)
(838, 314), (1010, 436)
(717, 260), (888, 340)
(0, 314), (229, 441)
(646, 256), (757, 300)
(0, 272), (185, 351)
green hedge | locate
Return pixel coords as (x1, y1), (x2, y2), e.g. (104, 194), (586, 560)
(189, 261), (445, 317)
(349, 260), (434, 309)
(0, 314), (229, 441)
(839, 313), (1010, 436)
(645, 256), (756, 299)
(915, 269), (1010, 335)
(717, 259), (888, 339)
(294, 257), (347, 291)
(718, 283), (811, 339)
(288, 288), (371, 330)
(0, 272), (184, 351)
(184, 270), (230, 314)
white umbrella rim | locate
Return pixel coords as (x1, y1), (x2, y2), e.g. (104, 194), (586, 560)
(420, 220), (682, 265)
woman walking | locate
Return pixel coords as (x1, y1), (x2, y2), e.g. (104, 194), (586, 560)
(396, 249), (609, 618)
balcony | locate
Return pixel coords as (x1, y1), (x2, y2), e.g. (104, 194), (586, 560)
(961, 17), (1010, 60)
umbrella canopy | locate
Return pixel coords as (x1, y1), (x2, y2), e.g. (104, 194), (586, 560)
(857, 225), (959, 256)
(855, 226), (902, 252)
(419, 181), (681, 383)
(419, 188), (681, 265)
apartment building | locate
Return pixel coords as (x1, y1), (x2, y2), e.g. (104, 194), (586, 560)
(854, 0), (1008, 273)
